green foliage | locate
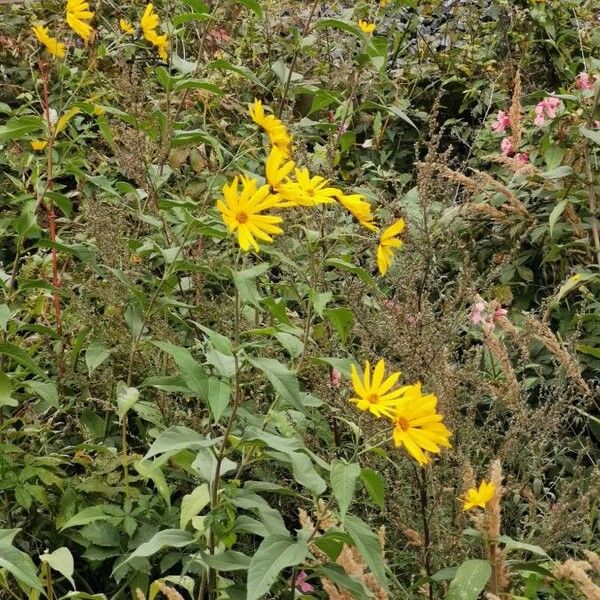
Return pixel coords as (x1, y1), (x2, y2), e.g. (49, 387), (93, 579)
(0, 0), (598, 598)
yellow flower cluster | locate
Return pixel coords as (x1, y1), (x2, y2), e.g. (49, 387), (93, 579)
(217, 99), (407, 274)
(31, 2), (167, 62)
(66, 0), (94, 42)
(32, 23), (66, 58)
(140, 3), (169, 61)
(349, 359), (452, 465)
(462, 480), (495, 511)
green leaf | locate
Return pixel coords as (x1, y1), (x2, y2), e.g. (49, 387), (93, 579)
(0, 543), (44, 592)
(0, 116), (44, 141)
(85, 343), (110, 375)
(580, 126), (600, 145)
(180, 484), (210, 530)
(116, 381), (139, 421)
(153, 341), (208, 396)
(360, 468), (385, 509)
(80, 521), (121, 547)
(233, 264), (269, 308)
(309, 291), (333, 318)
(236, 0), (262, 18)
(27, 380), (59, 408)
(577, 344), (600, 359)
(205, 377), (231, 423)
(324, 308), (354, 344)
(288, 451), (327, 495)
(330, 460), (360, 519)
(0, 304), (11, 331)
(248, 357), (303, 410)
(134, 459), (171, 507)
(40, 547), (75, 589)
(0, 342), (46, 377)
(144, 426), (218, 459)
(199, 550), (251, 571)
(173, 80), (222, 95)
(548, 200), (567, 236)
(447, 559), (492, 600)
(60, 505), (125, 530)
(246, 535), (308, 600)
(497, 535), (549, 557)
(0, 374), (18, 408)
(114, 530), (194, 573)
(344, 515), (388, 590)
(315, 18), (364, 39)
(541, 166), (573, 180)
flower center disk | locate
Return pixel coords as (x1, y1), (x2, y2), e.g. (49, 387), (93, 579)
(396, 416), (410, 431)
(236, 211), (249, 224)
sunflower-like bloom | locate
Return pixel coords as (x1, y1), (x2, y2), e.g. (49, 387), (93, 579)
(141, 4), (169, 60)
(66, 0), (94, 42)
(358, 20), (376, 34)
(119, 18), (135, 34)
(281, 168), (340, 207)
(377, 218), (405, 275)
(337, 192), (377, 231)
(249, 99), (292, 156)
(31, 140), (48, 151)
(349, 359), (406, 418)
(463, 481), (495, 511)
(32, 24), (66, 58)
(217, 176), (284, 252)
(389, 384), (452, 465)
(265, 146), (295, 196)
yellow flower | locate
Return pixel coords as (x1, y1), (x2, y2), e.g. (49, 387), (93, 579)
(216, 176), (284, 252)
(358, 19), (376, 34)
(32, 24), (66, 58)
(463, 480), (495, 511)
(336, 192), (377, 231)
(66, 0), (95, 42)
(248, 99), (292, 156)
(377, 218), (405, 275)
(119, 18), (135, 34)
(30, 139), (48, 151)
(92, 104), (104, 116)
(141, 3), (160, 34)
(349, 359), (405, 419)
(570, 273), (583, 283)
(141, 4), (169, 60)
(265, 146), (295, 195)
(281, 168), (340, 207)
(390, 383), (452, 465)
(380, 0), (389, 6)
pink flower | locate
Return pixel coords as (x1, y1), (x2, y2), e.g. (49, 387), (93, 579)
(295, 571), (315, 593)
(330, 368), (342, 388)
(594, 120), (600, 129)
(493, 307), (507, 322)
(500, 136), (515, 156)
(575, 72), (594, 91)
(544, 97), (560, 118)
(491, 110), (511, 133)
(514, 152), (529, 164)
(534, 96), (561, 127)
(469, 302), (486, 325)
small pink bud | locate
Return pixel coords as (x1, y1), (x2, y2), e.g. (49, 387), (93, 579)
(514, 152), (529, 164)
(295, 571), (315, 593)
(500, 137), (515, 156)
(491, 110), (511, 133)
(575, 72), (594, 91)
(330, 369), (342, 388)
